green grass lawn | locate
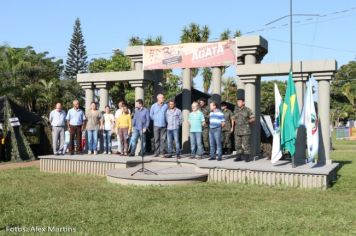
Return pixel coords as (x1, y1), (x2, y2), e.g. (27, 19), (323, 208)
(1, 140), (356, 235)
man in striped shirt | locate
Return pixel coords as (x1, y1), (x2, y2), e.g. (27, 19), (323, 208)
(208, 101), (225, 161)
(165, 100), (182, 158)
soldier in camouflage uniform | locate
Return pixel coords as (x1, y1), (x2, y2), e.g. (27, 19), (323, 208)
(233, 89), (255, 162)
(221, 102), (234, 155)
(198, 98), (210, 154)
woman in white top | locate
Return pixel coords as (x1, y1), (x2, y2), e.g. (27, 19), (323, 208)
(101, 105), (115, 154)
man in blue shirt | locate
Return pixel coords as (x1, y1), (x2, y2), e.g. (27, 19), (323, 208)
(208, 101), (225, 161)
(66, 100), (86, 155)
(129, 99), (150, 157)
(150, 94), (168, 157)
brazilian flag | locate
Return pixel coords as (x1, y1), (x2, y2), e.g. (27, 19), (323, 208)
(281, 71), (300, 157)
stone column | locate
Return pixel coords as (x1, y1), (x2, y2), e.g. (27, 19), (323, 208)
(293, 73), (308, 112)
(240, 52), (262, 159)
(135, 86), (144, 101)
(129, 81), (145, 101)
(81, 83), (94, 113)
(292, 74), (308, 164)
(211, 67), (222, 107)
(182, 68), (192, 152)
(235, 38), (268, 159)
(240, 75), (261, 159)
(126, 46), (145, 103)
(236, 79), (245, 90)
(95, 82), (109, 112)
(153, 70), (164, 99)
(134, 61), (142, 71)
(243, 77), (256, 111)
(314, 72), (333, 165)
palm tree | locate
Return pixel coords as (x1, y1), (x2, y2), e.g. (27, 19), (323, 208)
(128, 36), (143, 46)
(201, 25), (210, 42)
(220, 29), (231, 40)
(221, 77), (237, 103)
(21, 84), (38, 112)
(201, 67), (212, 93)
(144, 36), (163, 46)
(180, 23), (209, 43)
(220, 28), (241, 40)
(342, 82), (356, 109)
(234, 30), (242, 37)
(37, 79), (59, 114)
(153, 36), (163, 45)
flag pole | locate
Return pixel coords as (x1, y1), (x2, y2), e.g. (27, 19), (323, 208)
(289, 0), (296, 168)
(290, 0), (293, 73)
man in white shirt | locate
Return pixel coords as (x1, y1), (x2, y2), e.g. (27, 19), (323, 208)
(49, 103), (66, 155)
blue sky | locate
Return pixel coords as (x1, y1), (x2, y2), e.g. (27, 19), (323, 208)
(1, 0), (355, 91)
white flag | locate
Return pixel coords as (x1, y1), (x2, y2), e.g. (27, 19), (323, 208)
(271, 83), (283, 163)
(300, 80), (319, 162)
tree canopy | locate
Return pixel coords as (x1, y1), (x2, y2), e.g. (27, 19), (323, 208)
(331, 61), (356, 125)
(0, 45), (79, 115)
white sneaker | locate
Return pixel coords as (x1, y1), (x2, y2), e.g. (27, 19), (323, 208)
(93, 151), (97, 155)
(103, 151), (107, 154)
(108, 151), (112, 155)
(88, 150), (92, 155)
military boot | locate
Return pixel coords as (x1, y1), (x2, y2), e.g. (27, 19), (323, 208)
(234, 154), (242, 162)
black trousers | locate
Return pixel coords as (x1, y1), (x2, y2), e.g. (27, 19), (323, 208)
(69, 125), (82, 153)
(153, 126), (166, 155)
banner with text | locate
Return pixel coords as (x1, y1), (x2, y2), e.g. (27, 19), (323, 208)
(143, 39), (237, 70)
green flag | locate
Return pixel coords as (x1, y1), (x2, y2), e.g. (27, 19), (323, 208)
(281, 71), (300, 157)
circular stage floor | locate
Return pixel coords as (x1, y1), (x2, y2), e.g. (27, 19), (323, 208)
(107, 163), (208, 186)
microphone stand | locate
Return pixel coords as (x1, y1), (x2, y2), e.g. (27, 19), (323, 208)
(131, 121), (157, 176)
(176, 126), (182, 167)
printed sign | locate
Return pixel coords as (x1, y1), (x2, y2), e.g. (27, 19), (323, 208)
(9, 117), (20, 127)
(143, 39), (237, 70)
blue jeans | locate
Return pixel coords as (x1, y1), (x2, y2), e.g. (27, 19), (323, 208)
(209, 127), (222, 159)
(167, 129), (180, 155)
(103, 130), (112, 153)
(129, 128), (146, 155)
(87, 129), (98, 152)
(190, 132), (203, 157)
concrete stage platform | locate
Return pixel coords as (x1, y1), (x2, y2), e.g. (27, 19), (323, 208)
(38, 154), (339, 188)
(107, 164), (208, 185)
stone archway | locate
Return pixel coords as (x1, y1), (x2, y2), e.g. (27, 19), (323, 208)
(77, 35), (337, 163)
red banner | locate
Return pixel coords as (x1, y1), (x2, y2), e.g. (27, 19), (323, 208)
(143, 39), (237, 70)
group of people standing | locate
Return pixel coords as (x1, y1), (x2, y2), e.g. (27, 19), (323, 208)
(49, 99), (133, 156)
(188, 92), (255, 162)
(49, 90), (255, 162)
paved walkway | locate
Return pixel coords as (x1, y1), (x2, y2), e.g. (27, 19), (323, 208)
(0, 160), (39, 171)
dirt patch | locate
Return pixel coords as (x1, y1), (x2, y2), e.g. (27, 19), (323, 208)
(0, 160), (39, 171)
